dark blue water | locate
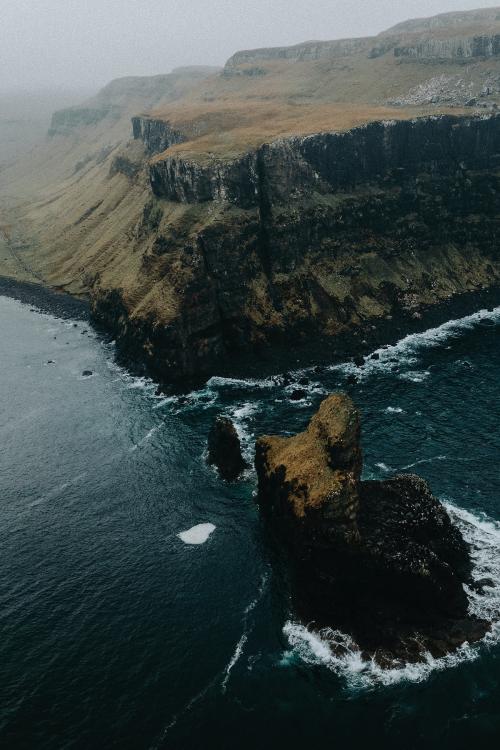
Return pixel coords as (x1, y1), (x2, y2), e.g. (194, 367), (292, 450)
(1, 294), (500, 749)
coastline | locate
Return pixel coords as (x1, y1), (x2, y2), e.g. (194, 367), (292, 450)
(2, 272), (500, 390)
(0, 275), (90, 322)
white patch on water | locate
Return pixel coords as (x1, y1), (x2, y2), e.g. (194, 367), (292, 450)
(384, 406), (404, 414)
(282, 502), (500, 688)
(375, 462), (392, 473)
(177, 523), (216, 545)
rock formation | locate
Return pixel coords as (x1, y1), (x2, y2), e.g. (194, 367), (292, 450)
(92, 113), (500, 385)
(208, 416), (247, 481)
(255, 394), (489, 665)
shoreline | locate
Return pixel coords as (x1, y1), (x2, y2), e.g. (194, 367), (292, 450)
(0, 275), (90, 322)
(2, 272), (500, 390)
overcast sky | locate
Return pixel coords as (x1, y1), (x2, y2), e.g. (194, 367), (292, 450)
(2, 0), (499, 93)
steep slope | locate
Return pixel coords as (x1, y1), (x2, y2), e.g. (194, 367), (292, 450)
(1, 8), (500, 385)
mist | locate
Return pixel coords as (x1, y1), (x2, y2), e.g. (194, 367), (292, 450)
(2, 0), (500, 94)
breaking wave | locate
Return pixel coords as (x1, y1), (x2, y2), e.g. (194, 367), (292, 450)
(282, 501), (500, 688)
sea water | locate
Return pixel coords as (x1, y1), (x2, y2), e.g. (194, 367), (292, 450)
(1, 293), (500, 749)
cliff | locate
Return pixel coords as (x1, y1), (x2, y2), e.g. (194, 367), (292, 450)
(255, 395), (489, 664)
(3, 8), (500, 387)
(90, 113), (500, 385)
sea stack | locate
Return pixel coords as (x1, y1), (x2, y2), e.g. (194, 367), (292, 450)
(255, 394), (489, 665)
(208, 416), (247, 481)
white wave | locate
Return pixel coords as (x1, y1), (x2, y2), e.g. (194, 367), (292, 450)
(207, 375), (276, 390)
(400, 455), (447, 471)
(330, 305), (500, 381)
(282, 501), (500, 688)
(177, 523), (216, 545)
(384, 406), (404, 414)
(227, 401), (259, 470)
(221, 573), (269, 692)
(374, 462), (392, 473)
(399, 370), (431, 383)
(130, 423), (163, 452)
(221, 634), (248, 691)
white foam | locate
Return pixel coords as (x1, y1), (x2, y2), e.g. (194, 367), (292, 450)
(227, 401), (259, 471)
(384, 406), (404, 414)
(177, 523), (216, 545)
(331, 305), (500, 381)
(282, 501), (500, 688)
(221, 573), (269, 691)
(207, 375), (276, 390)
(130, 423), (163, 452)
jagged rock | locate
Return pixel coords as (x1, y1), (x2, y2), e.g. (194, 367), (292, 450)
(208, 416), (247, 481)
(82, 370), (93, 377)
(289, 389), (307, 401)
(256, 394), (362, 538)
(255, 394), (489, 664)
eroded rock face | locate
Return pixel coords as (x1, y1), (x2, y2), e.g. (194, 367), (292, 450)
(208, 416), (247, 481)
(255, 394), (489, 664)
(256, 394), (362, 541)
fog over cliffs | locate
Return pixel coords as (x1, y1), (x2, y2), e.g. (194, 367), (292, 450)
(3, 0), (500, 92)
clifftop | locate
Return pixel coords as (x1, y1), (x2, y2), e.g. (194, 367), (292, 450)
(381, 6), (500, 36)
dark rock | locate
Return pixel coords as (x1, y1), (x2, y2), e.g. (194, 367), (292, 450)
(47, 360), (55, 364)
(371, 352), (380, 360)
(82, 370), (93, 377)
(255, 393), (489, 665)
(346, 374), (358, 385)
(208, 416), (247, 481)
(289, 389), (307, 401)
(298, 377), (310, 386)
(353, 356), (364, 367)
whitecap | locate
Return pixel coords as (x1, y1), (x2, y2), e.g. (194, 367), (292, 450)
(177, 523), (216, 545)
(281, 501), (500, 688)
(384, 406), (404, 414)
(329, 306), (500, 382)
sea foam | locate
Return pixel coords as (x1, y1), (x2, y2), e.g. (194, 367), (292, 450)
(177, 523), (216, 545)
(282, 501), (500, 688)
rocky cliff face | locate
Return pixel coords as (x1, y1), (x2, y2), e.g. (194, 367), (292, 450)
(225, 37), (371, 66)
(394, 34), (500, 60)
(92, 113), (500, 385)
(132, 116), (187, 154)
(255, 394), (489, 664)
(148, 114), (500, 206)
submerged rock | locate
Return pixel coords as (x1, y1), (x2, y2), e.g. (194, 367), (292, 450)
(255, 393), (489, 665)
(208, 416), (247, 481)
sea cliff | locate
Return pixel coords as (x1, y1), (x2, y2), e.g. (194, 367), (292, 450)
(91, 113), (500, 385)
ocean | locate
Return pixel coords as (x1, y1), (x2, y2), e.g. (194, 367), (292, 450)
(1, 291), (499, 749)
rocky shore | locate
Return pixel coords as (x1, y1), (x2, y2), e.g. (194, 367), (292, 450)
(255, 394), (490, 665)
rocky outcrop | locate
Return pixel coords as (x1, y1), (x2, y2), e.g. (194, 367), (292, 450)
(225, 38), (371, 67)
(255, 394), (490, 664)
(132, 116), (187, 155)
(394, 34), (500, 60)
(208, 416), (247, 481)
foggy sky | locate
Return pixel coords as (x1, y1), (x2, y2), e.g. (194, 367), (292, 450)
(2, 0), (500, 93)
